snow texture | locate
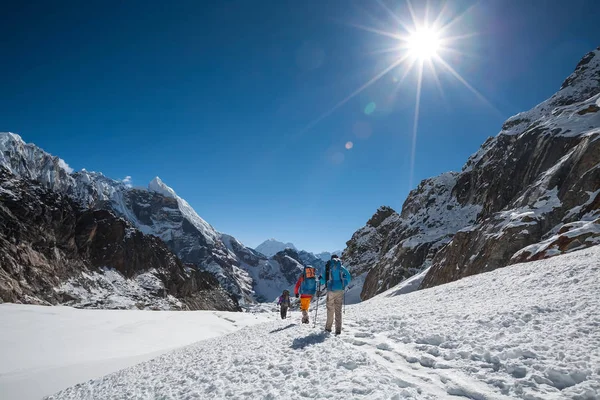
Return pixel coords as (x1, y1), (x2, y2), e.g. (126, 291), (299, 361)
(512, 218), (600, 261)
(382, 266), (432, 297)
(46, 245), (600, 400)
(0, 305), (272, 400)
(54, 267), (183, 310)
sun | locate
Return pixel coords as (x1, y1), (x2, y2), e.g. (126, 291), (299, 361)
(298, 1), (492, 189)
(406, 27), (441, 61)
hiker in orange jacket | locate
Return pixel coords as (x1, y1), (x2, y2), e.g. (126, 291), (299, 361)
(294, 265), (318, 324)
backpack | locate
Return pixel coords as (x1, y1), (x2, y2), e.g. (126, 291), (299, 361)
(325, 258), (344, 288)
(280, 290), (290, 306)
(301, 266), (317, 295)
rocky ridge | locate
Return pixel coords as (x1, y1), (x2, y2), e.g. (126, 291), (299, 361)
(345, 46), (600, 299)
(0, 168), (238, 310)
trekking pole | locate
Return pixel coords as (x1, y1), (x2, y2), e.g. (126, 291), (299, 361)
(343, 279), (346, 315)
(313, 282), (321, 328)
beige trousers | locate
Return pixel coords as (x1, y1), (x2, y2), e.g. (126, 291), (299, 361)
(325, 291), (344, 332)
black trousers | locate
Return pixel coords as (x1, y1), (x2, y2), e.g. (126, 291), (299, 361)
(280, 305), (288, 319)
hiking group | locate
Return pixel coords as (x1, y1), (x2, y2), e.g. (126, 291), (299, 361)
(279, 254), (351, 335)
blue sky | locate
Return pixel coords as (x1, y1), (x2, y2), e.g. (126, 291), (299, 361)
(1, 1), (599, 252)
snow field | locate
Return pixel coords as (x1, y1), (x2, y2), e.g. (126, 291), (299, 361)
(0, 305), (274, 400)
(48, 246), (600, 399)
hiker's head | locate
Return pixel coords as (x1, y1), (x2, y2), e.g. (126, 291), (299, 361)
(331, 254), (339, 260)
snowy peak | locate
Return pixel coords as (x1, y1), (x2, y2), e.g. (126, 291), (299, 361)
(255, 239), (297, 257)
(148, 176), (177, 199)
(499, 46), (600, 137)
(0, 132), (74, 188)
(559, 47), (600, 94)
(0, 132), (24, 146)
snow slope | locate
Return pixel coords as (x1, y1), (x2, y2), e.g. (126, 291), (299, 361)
(48, 245), (600, 399)
(0, 305), (273, 400)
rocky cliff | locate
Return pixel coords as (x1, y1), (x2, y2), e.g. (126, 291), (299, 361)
(0, 168), (238, 310)
(0, 133), (261, 304)
(345, 46), (600, 299)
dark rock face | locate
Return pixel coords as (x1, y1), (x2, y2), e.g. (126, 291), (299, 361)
(345, 175), (480, 300)
(272, 249), (309, 284)
(0, 168), (239, 311)
(420, 46), (600, 289)
(345, 46), (600, 298)
(343, 206), (401, 283)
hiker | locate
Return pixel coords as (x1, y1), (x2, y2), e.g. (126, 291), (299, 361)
(294, 265), (318, 324)
(319, 255), (351, 335)
(277, 290), (291, 319)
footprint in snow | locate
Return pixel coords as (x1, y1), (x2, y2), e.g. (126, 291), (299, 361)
(376, 342), (392, 351)
(338, 360), (359, 370)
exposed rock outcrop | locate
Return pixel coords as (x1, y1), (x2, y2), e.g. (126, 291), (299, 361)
(345, 46), (600, 299)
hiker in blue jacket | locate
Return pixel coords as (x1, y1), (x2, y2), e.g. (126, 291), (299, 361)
(319, 255), (351, 335)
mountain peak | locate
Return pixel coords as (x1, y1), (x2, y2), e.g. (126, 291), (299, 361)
(255, 239), (297, 257)
(0, 132), (25, 144)
(499, 45), (600, 137)
(148, 176), (176, 198)
(559, 47), (600, 93)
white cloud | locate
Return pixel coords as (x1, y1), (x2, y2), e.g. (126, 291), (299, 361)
(122, 176), (133, 187)
(58, 158), (73, 174)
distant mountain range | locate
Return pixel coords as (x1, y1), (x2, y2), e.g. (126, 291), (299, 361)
(255, 238), (342, 261)
(0, 133), (334, 308)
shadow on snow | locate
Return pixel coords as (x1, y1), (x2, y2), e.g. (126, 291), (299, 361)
(269, 323), (297, 334)
(290, 331), (328, 350)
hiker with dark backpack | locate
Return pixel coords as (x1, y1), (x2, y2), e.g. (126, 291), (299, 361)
(277, 290), (291, 319)
(319, 255), (351, 335)
(294, 265), (318, 324)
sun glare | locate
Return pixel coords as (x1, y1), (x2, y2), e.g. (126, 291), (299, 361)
(406, 28), (440, 61)
(299, 1), (493, 189)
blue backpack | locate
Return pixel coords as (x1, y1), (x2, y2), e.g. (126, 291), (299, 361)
(301, 266), (317, 295)
(326, 258), (345, 290)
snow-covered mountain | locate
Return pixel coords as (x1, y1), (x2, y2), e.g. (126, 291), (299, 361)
(0, 132), (309, 305)
(254, 238), (297, 257)
(345, 45), (600, 300)
(0, 167), (238, 311)
(43, 245), (600, 399)
(255, 238), (340, 267)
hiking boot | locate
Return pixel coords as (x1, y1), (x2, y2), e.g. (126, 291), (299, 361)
(335, 330), (341, 335)
(325, 328), (332, 333)
(302, 318), (309, 324)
